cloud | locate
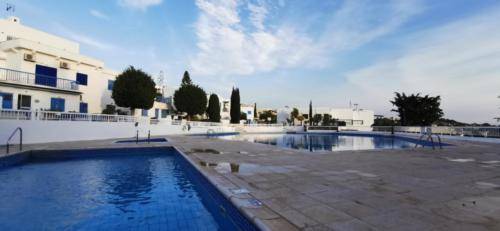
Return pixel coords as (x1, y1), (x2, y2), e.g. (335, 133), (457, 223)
(117, 0), (162, 11)
(343, 8), (500, 123)
(89, 9), (109, 20)
(53, 23), (115, 50)
(190, 0), (422, 76)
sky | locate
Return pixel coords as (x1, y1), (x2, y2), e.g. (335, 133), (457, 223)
(5, 0), (500, 124)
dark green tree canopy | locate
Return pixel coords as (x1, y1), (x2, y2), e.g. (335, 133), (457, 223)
(290, 108), (299, 125)
(312, 114), (323, 126)
(391, 92), (444, 126)
(206, 94), (221, 122)
(174, 72), (207, 119)
(259, 110), (277, 123)
(112, 66), (156, 111)
(230, 87), (241, 124)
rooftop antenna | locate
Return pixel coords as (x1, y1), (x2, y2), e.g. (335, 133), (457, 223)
(5, 2), (15, 17)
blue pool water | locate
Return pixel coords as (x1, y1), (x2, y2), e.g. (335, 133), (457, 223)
(0, 148), (257, 230)
(219, 133), (442, 152)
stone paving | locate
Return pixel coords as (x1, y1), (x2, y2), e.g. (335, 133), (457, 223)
(168, 135), (500, 231)
(2, 135), (500, 230)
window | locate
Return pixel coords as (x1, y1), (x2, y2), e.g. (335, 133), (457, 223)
(248, 110), (252, 115)
(0, 92), (13, 109)
(108, 80), (115, 90)
(79, 102), (88, 113)
(142, 109), (148, 117)
(35, 65), (57, 87)
(17, 94), (31, 110)
(50, 98), (65, 112)
(76, 73), (88, 86)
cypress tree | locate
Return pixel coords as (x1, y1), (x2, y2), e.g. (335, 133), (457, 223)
(254, 103), (257, 119)
(309, 101), (313, 125)
(207, 94), (221, 122)
(230, 88), (241, 124)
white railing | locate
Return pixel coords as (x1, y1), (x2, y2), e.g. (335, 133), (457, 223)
(169, 120), (223, 127)
(0, 109), (136, 123)
(373, 126), (500, 138)
(37, 111), (136, 122)
(0, 109), (32, 120)
(0, 67), (79, 91)
(232, 123), (286, 127)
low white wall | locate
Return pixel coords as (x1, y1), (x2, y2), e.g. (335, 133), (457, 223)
(0, 119), (235, 144)
(235, 125), (303, 133)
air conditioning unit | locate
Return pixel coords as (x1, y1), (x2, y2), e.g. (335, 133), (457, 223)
(23, 53), (35, 62)
(60, 61), (70, 69)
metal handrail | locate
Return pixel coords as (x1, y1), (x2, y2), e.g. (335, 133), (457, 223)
(6, 127), (23, 154)
(415, 133), (442, 150)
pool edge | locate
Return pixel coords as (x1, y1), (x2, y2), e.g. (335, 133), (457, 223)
(172, 146), (271, 231)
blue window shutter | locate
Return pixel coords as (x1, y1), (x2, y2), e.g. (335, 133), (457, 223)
(35, 65), (57, 87)
(0, 93), (13, 109)
(76, 73), (88, 85)
(108, 80), (115, 90)
(60, 99), (65, 112)
(142, 109), (148, 117)
(79, 102), (88, 113)
(51, 98), (65, 112)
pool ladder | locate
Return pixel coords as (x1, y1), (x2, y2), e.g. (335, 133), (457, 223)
(415, 133), (442, 150)
(6, 127), (23, 154)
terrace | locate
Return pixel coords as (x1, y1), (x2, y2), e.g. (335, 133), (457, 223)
(0, 67), (79, 93)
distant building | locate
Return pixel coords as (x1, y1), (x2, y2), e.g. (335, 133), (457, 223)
(297, 106), (375, 127)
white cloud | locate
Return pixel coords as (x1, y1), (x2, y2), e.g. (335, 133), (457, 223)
(53, 23), (115, 50)
(89, 9), (109, 20)
(190, 0), (422, 76)
(343, 8), (500, 123)
(117, 0), (162, 11)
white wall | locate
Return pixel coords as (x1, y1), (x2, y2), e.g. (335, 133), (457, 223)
(0, 119), (235, 144)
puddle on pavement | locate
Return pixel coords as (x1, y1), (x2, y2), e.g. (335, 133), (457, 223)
(445, 158), (475, 163)
(189, 148), (222, 154)
(198, 161), (291, 175)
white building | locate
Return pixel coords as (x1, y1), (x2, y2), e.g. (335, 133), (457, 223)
(0, 17), (170, 117)
(298, 106), (375, 127)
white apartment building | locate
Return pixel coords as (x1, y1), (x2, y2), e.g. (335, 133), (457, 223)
(0, 17), (170, 117)
(279, 106), (375, 127)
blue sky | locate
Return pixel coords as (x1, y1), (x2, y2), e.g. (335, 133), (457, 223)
(6, 0), (500, 123)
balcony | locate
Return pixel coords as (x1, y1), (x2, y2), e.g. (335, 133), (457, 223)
(0, 67), (79, 93)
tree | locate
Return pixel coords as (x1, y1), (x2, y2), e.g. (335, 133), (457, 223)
(259, 110), (277, 123)
(174, 71), (207, 120)
(290, 108), (299, 125)
(309, 101), (313, 125)
(312, 114), (322, 126)
(254, 103), (257, 119)
(240, 112), (247, 121)
(206, 94), (221, 122)
(322, 114), (332, 126)
(181, 71), (192, 86)
(230, 87), (241, 124)
(391, 92), (444, 126)
(373, 117), (398, 126)
(112, 66), (156, 114)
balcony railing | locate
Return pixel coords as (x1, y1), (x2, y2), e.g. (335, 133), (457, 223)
(0, 67), (79, 91)
(373, 126), (500, 138)
(0, 109), (136, 122)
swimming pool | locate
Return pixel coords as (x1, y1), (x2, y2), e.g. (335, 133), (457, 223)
(219, 133), (444, 152)
(0, 147), (257, 230)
